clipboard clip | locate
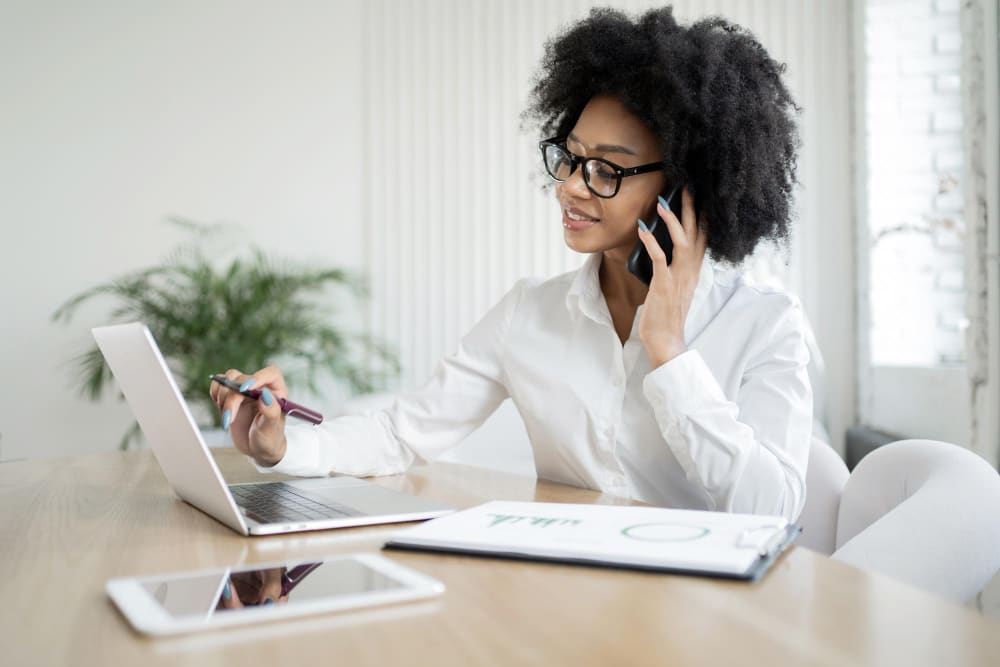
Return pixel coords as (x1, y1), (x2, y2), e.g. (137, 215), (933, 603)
(734, 524), (790, 557)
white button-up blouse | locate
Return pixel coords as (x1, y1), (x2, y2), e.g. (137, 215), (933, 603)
(265, 252), (813, 522)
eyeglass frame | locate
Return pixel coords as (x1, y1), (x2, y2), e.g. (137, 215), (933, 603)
(538, 135), (666, 199)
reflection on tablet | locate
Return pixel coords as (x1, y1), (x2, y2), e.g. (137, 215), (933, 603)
(140, 559), (405, 618)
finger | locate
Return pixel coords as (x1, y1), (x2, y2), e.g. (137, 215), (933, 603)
(241, 365), (290, 401)
(637, 220), (669, 269)
(655, 200), (688, 249)
(210, 369), (243, 411)
(257, 569), (284, 605)
(680, 186), (697, 241)
(697, 212), (709, 254)
(220, 369), (252, 431)
(245, 367), (287, 428)
(254, 384), (285, 432)
(219, 578), (244, 609)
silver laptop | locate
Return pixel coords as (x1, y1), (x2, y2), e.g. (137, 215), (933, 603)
(92, 322), (454, 536)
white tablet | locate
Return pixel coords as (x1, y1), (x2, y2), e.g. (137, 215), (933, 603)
(106, 552), (444, 636)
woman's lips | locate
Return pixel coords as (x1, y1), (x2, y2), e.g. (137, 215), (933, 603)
(562, 207), (600, 231)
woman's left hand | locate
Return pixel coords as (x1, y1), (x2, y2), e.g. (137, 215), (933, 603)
(636, 187), (708, 368)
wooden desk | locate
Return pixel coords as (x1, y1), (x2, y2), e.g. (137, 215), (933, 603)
(2, 449), (998, 666)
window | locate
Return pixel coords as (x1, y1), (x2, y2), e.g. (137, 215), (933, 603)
(855, 0), (972, 445)
(855, 0), (999, 460)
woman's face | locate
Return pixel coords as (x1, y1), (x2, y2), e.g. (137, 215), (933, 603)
(555, 95), (666, 257)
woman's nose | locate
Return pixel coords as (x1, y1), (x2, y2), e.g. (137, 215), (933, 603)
(562, 164), (591, 199)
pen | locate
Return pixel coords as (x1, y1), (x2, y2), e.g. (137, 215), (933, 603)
(210, 375), (324, 425)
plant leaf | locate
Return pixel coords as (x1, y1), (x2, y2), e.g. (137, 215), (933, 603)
(52, 219), (401, 424)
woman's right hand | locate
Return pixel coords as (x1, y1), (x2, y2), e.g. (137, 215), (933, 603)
(209, 366), (288, 467)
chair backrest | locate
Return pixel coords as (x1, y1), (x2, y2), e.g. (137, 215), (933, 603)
(793, 309), (854, 555)
(797, 435), (850, 555)
(832, 439), (1000, 602)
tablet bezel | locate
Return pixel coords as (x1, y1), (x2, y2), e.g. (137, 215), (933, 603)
(105, 552), (445, 636)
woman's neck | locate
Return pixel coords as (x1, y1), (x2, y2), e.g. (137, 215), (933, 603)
(598, 247), (648, 309)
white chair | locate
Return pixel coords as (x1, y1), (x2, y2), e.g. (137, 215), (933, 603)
(799, 437), (1000, 604)
(797, 319), (1000, 603)
(797, 435), (849, 555)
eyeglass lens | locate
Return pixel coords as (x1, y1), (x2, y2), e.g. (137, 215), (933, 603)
(544, 144), (619, 197)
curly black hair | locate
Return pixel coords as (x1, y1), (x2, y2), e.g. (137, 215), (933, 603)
(523, 6), (801, 264)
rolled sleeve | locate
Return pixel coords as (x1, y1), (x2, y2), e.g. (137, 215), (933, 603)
(250, 424), (324, 477)
(643, 350), (730, 430)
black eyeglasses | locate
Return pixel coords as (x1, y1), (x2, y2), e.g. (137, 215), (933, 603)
(538, 135), (664, 198)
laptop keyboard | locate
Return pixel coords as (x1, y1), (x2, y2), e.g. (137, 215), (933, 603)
(229, 482), (362, 525)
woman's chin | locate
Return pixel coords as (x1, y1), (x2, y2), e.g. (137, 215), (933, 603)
(563, 226), (629, 255)
(563, 227), (605, 254)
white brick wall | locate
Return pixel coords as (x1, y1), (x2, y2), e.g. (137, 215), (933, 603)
(865, 0), (967, 366)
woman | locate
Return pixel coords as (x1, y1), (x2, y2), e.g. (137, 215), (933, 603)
(211, 7), (811, 521)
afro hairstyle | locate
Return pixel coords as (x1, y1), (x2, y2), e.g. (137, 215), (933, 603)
(524, 6), (802, 264)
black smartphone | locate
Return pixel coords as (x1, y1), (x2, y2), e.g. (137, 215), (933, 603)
(626, 181), (685, 285)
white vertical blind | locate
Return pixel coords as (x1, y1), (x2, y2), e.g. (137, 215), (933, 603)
(362, 0), (851, 456)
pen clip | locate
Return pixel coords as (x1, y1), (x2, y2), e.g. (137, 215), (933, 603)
(281, 400), (324, 425)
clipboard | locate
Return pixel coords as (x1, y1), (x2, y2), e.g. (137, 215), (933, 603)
(384, 501), (800, 582)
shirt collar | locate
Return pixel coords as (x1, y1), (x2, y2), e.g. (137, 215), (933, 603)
(565, 253), (608, 324)
(566, 252), (716, 332)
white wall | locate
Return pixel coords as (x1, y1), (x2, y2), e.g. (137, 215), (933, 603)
(0, 0), (365, 461)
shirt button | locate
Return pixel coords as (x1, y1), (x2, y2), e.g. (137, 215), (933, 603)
(612, 374), (624, 387)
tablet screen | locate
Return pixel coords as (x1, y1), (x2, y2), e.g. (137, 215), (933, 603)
(141, 556), (407, 619)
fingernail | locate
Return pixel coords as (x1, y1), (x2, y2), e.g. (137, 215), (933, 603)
(261, 388), (274, 406)
(223, 581), (231, 600)
(263, 598), (274, 605)
(239, 379), (255, 392)
(637, 218), (649, 232)
(657, 195), (668, 210)
(222, 409), (231, 430)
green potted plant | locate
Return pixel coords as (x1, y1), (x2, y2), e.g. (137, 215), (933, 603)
(52, 218), (399, 449)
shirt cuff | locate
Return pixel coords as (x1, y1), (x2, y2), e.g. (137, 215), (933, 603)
(643, 349), (728, 415)
(249, 424), (327, 477)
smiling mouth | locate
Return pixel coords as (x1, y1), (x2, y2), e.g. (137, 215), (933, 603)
(563, 208), (601, 231)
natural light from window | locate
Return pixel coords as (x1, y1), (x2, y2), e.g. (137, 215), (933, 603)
(865, 0), (967, 367)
